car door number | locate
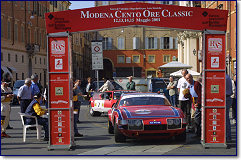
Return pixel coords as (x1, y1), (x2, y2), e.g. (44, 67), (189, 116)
(94, 100), (104, 108)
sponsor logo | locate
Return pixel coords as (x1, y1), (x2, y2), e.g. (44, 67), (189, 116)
(58, 128), (62, 132)
(211, 57), (219, 68)
(213, 137), (216, 142)
(213, 109), (217, 113)
(51, 100), (68, 104)
(58, 138), (62, 142)
(51, 40), (65, 54)
(55, 87), (64, 96)
(208, 38), (222, 52)
(58, 122), (62, 126)
(58, 111), (62, 115)
(211, 85), (219, 93)
(206, 98), (223, 102)
(213, 121), (217, 125)
(50, 77), (68, 82)
(135, 109), (151, 114)
(58, 133), (62, 137)
(55, 59), (63, 70)
(206, 75), (224, 80)
(213, 126), (216, 130)
(213, 115), (216, 119)
(58, 117), (62, 121)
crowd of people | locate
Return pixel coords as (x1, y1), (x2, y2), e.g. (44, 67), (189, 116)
(166, 69), (236, 141)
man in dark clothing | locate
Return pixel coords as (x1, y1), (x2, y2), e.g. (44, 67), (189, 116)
(25, 93), (49, 141)
(126, 76), (135, 90)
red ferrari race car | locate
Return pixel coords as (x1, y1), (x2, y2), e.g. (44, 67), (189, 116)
(89, 90), (136, 116)
(107, 93), (187, 143)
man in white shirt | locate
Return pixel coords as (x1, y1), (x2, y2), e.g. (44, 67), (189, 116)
(177, 69), (191, 130)
(98, 78), (114, 92)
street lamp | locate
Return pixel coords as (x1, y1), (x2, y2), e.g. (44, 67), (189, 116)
(193, 49), (197, 56)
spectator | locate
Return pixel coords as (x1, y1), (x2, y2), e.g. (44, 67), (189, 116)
(73, 80), (84, 137)
(231, 75), (236, 124)
(185, 74), (202, 136)
(31, 74), (40, 98)
(25, 93), (49, 141)
(226, 74), (233, 142)
(177, 69), (191, 131)
(86, 77), (95, 100)
(17, 78), (32, 114)
(1, 78), (13, 138)
(167, 76), (177, 107)
(43, 84), (48, 109)
(126, 76), (135, 90)
(98, 78), (114, 92)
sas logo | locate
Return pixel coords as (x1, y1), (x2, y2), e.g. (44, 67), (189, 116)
(208, 38), (222, 52)
(51, 40), (65, 54)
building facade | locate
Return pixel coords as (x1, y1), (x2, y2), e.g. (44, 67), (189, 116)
(201, 1), (236, 77)
(1, 1), (70, 88)
(95, 1), (179, 78)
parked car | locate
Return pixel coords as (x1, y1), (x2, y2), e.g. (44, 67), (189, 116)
(107, 93), (186, 143)
(12, 80), (25, 105)
(93, 80), (123, 91)
(89, 90), (136, 116)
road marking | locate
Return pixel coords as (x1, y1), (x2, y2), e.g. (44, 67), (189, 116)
(78, 143), (182, 155)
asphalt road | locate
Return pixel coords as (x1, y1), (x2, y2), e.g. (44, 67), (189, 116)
(1, 103), (237, 156)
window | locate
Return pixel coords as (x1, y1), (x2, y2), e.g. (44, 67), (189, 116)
(163, 55), (171, 63)
(117, 1), (124, 4)
(22, 73), (24, 80)
(117, 37), (125, 49)
(103, 37), (112, 50)
(14, 23), (18, 41)
(133, 37), (140, 49)
(7, 21), (11, 39)
(21, 26), (25, 42)
(28, 1), (30, 13)
(35, 57), (37, 64)
(161, 37), (171, 49)
(8, 53), (10, 62)
(132, 55), (140, 63)
(174, 37), (178, 49)
(16, 73), (18, 80)
(44, 58), (45, 65)
(1, 17), (3, 38)
(1, 52), (3, 61)
(148, 55), (155, 63)
(39, 31), (41, 46)
(15, 54), (18, 62)
(34, 30), (37, 44)
(102, 1), (109, 5)
(117, 55), (125, 63)
(40, 57), (41, 64)
(27, 28), (30, 43)
(22, 55), (24, 63)
(145, 37), (157, 49)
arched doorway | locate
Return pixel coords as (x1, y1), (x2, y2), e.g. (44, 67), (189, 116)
(99, 59), (113, 80)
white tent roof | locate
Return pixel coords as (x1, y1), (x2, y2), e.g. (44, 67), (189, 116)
(170, 69), (200, 77)
(159, 61), (192, 69)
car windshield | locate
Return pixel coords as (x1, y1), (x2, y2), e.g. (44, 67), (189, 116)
(119, 96), (171, 106)
(13, 80), (25, 89)
(113, 91), (136, 100)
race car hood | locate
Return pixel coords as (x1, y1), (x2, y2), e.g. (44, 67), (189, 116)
(122, 106), (180, 118)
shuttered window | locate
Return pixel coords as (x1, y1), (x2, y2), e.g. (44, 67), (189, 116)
(117, 37), (125, 49)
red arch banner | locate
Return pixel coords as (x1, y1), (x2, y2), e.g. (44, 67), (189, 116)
(45, 2), (228, 34)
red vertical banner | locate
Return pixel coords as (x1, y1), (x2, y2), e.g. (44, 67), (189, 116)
(202, 32), (226, 148)
(47, 34), (74, 150)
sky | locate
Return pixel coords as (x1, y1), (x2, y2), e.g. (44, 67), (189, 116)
(69, 1), (95, 10)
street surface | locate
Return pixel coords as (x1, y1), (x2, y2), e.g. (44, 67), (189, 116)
(1, 103), (237, 156)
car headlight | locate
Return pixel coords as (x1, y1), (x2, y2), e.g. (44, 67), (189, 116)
(135, 120), (142, 126)
(128, 119), (143, 130)
(174, 119), (181, 125)
(167, 119), (174, 125)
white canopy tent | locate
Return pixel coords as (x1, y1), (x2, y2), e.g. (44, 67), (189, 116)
(170, 69), (201, 77)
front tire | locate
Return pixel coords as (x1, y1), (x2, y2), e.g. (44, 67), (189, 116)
(175, 131), (186, 142)
(89, 107), (101, 117)
(108, 120), (114, 134)
(114, 123), (126, 143)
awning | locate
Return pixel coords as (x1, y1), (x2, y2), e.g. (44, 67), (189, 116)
(1, 66), (13, 78)
(7, 66), (17, 72)
(170, 69), (200, 77)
